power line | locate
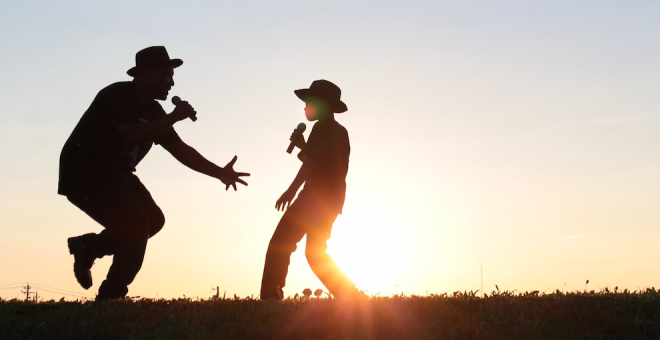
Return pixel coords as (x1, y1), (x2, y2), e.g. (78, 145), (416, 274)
(1, 282), (96, 299)
(35, 288), (95, 299)
(28, 283), (95, 297)
(35, 287), (94, 299)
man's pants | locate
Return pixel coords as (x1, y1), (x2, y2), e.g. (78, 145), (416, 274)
(67, 173), (165, 297)
(260, 199), (356, 299)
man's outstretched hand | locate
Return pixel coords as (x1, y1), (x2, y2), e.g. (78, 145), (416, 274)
(218, 156), (250, 191)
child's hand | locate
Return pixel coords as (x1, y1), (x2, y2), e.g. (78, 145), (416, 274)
(290, 129), (306, 149)
(276, 188), (297, 211)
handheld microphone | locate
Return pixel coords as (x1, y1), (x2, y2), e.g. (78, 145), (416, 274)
(286, 123), (307, 154)
(171, 96), (197, 122)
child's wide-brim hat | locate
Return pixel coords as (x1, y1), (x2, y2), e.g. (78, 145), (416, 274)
(294, 80), (347, 113)
(127, 46), (183, 77)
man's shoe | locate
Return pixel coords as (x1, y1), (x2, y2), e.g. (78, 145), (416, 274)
(67, 233), (97, 290)
(96, 280), (129, 300)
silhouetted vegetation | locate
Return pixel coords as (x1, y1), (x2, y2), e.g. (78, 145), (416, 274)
(2, 288), (660, 339)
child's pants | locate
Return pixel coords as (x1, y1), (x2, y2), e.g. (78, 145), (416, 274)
(260, 198), (356, 299)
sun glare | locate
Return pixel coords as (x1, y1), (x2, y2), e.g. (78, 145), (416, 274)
(327, 206), (410, 296)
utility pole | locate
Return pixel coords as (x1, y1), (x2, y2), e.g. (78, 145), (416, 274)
(21, 283), (32, 302)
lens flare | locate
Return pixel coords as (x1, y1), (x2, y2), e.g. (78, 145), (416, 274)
(328, 205), (410, 296)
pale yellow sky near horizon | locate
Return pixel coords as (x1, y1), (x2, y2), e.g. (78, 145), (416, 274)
(1, 1), (660, 301)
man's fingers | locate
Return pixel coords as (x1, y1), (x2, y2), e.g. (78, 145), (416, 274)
(225, 170), (249, 176)
(236, 179), (248, 186)
(182, 102), (195, 115)
(225, 184), (229, 191)
(227, 156), (237, 167)
(232, 183), (237, 191)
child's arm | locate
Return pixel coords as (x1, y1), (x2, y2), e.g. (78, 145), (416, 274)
(275, 159), (316, 211)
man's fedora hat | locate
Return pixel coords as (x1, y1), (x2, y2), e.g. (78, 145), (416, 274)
(126, 46), (183, 77)
(294, 80), (347, 113)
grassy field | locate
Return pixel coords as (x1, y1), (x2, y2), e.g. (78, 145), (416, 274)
(2, 289), (660, 339)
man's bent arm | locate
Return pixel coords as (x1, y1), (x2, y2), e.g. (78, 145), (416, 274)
(117, 114), (179, 145)
(117, 102), (193, 145)
(162, 141), (222, 177)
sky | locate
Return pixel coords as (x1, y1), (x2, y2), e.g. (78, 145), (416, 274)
(1, 0), (659, 301)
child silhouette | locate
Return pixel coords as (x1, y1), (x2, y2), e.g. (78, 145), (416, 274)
(260, 80), (358, 300)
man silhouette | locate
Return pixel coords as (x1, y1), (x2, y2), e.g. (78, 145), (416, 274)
(260, 80), (358, 300)
(59, 46), (249, 300)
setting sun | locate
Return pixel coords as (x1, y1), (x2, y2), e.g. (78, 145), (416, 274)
(328, 200), (410, 296)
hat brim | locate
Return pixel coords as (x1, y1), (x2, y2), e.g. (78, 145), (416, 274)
(294, 89), (347, 113)
(127, 59), (183, 77)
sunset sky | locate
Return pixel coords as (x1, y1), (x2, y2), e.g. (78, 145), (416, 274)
(1, 1), (659, 301)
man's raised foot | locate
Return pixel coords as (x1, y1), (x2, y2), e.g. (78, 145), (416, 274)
(67, 233), (98, 289)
